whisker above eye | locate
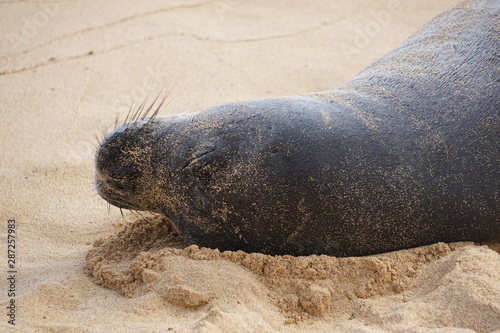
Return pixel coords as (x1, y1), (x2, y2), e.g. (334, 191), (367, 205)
(133, 93), (149, 123)
(141, 89), (164, 122)
(124, 100), (137, 124)
(147, 88), (172, 124)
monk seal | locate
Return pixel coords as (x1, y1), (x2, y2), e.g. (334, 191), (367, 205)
(95, 0), (499, 257)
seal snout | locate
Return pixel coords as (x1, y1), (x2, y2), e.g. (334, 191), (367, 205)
(94, 122), (160, 212)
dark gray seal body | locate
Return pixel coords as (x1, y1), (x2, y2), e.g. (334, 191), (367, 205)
(95, 0), (499, 257)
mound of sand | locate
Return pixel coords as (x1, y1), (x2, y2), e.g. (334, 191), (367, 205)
(86, 215), (500, 332)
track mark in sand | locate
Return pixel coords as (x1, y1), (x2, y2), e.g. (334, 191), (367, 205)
(0, 1), (216, 60)
(0, 1), (373, 76)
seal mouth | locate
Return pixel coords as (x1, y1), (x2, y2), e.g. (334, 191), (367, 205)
(94, 173), (143, 210)
(98, 190), (138, 210)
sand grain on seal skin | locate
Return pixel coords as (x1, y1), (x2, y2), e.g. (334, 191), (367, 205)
(86, 214), (500, 329)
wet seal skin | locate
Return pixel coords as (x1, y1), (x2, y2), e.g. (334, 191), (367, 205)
(95, 0), (499, 257)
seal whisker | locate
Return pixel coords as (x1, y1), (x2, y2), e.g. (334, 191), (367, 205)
(93, 142), (101, 157)
(147, 85), (175, 125)
(138, 88), (154, 122)
(148, 92), (168, 124)
(93, 135), (101, 150)
(135, 82), (157, 123)
(135, 78), (154, 122)
(124, 100), (137, 124)
(139, 89), (164, 122)
(114, 113), (120, 128)
(146, 82), (176, 124)
(132, 96), (148, 124)
(100, 120), (108, 142)
(131, 209), (144, 220)
(135, 210), (154, 222)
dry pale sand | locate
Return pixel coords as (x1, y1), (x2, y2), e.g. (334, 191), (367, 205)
(1, 0), (499, 332)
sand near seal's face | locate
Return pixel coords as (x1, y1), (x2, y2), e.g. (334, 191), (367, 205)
(1, 0), (499, 332)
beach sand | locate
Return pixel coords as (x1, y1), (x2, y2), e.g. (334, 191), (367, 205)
(1, 0), (499, 332)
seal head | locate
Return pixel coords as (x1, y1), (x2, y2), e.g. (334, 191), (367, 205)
(95, 120), (160, 212)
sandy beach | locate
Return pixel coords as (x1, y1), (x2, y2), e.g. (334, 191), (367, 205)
(1, 0), (499, 332)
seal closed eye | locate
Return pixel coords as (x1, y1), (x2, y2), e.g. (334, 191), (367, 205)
(95, 0), (500, 257)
